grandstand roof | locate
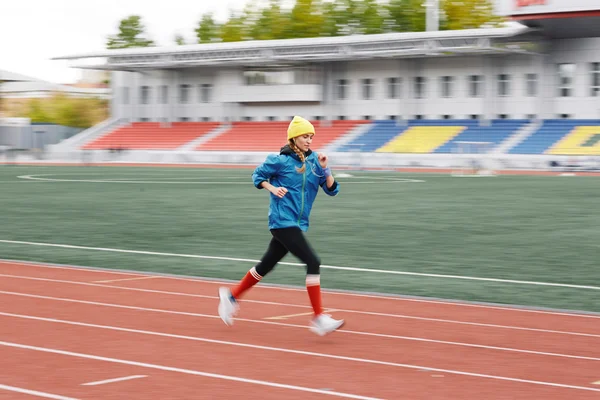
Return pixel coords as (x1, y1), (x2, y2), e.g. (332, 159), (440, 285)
(53, 23), (537, 71)
(0, 69), (110, 99)
(0, 80), (110, 99)
(0, 69), (35, 82)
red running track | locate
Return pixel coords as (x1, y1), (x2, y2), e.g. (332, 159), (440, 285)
(0, 260), (599, 399)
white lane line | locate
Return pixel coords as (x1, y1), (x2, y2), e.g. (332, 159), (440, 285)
(0, 260), (154, 278)
(0, 384), (78, 400)
(16, 175), (250, 184)
(2, 320), (600, 396)
(93, 276), (159, 283)
(1, 310), (600, 391)
(3, 259), (600, 319)
(0, 276), (598, 339)
(81, 375), (147, 386)
(1, 239), (598, 290)
(264, 309), (339, 320)
(0, 341), (381, 400)
(0, 300), (597, 363)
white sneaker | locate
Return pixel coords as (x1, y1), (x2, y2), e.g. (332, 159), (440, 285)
(309, 314), (345, 336)
(218, 287), (239, 326)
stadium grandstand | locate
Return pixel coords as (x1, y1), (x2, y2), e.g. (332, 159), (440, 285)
(0, 68), (110, 101)
(41, 0), (600, 172)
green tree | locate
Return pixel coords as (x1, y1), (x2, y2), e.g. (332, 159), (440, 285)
(321, 1), (343, 36)
(250, 0), (288, 40)
(195, 13), (220, 43)
(329, 0), (385, 35)
(0, 80), (4, 117)
(359, 0), (385, 34)
(321, 0), (358, 36)
(220, 16), (245, 42)
(26, 98), (52, 124)
(385, 0), (426, 32)
(192, 0), (503, 43)
(21, 95), (108, 128)
(174, 34), (185, 45)
(441, 0), (504, 30)
(285, 0), (325, 39)
(52, 94), (87, 128)
(106, 15), (154, 49)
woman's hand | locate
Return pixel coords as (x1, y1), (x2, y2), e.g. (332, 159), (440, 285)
(318, 153), (328, 168)
(260, 181), (287, 198)
(270, 186), (288, 198)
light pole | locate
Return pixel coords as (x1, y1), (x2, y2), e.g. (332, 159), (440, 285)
(426, 0), (440, 32)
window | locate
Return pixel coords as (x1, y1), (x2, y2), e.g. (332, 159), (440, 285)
(199, 84), (212, 103)
(414, 114), (424, 120)
(557, 64), (575, 97)
(242, 116), (253, 121)
(470, 114), (481, 120)
(526, 114), (537, 120)
(121, 87), (129, 104)
(558, 114), (571, 119)
(245, 71), (266, 85)
(525, 73), (538, 97)
(388, 115), (397, 120)
(498, 114), (509, 119)
(363, 115), (372, 120)
(440, 76), (453, 98)
(591, 62), (600, 97)
(179, 84), (191, 103)
(140, 86), (151, 104)
(387, 77), (401, 99)
(337, 79), (349, 100)
(314, 116), (323, 121)
(414, 77), (426, 99)
(201, 117), (211, 122)
(243, 67), (321, 85)
(160, 85), (168, 104)
(179, 117), (190, 122)
(469, 75), (482, 97)
(442, 114), (452, 120)
(267, 116), (277, 121)
(338, 115), (346, 120)
(497, 74), (510, 97)
(362, 78), (374, 100)
(293, 68), (321, 85)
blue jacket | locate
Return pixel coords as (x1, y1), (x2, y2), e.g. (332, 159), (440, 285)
(252, 146), (340, 232)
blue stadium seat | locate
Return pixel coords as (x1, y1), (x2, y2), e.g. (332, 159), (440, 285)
(508, 120), (583, 154)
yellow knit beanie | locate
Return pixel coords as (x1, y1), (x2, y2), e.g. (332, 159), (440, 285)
(287, 116), (315, 140)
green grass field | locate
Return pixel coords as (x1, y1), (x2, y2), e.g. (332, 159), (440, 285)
(1, 165), (599, 312)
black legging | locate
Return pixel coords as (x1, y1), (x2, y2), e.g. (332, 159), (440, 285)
(254, 227), (321, 277)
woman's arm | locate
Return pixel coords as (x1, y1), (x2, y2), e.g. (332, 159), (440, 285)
(318, 153), (339, 195)
(260, 181), (288, 198)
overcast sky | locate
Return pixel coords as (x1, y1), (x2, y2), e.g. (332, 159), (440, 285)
(1, 0), (261, 83)
(1, 0), (514, 84)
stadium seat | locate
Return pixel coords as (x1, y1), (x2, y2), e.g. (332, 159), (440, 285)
(195, 120), (368, 152)
(82, 122), (220, 150)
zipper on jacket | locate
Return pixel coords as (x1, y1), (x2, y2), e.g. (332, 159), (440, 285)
(298, 168), (306, 225)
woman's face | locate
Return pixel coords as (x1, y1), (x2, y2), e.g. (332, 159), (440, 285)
(294, 134), (313, 152)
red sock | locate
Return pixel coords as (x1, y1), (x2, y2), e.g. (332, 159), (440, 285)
(306, 274), (323, 316)
(231, 267), (262, 299)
